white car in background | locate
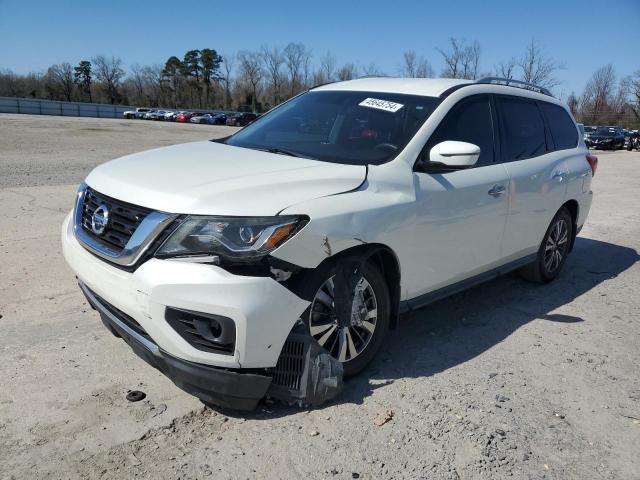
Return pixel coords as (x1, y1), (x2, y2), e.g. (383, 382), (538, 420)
(62, 77), (596, 410)
(123, 107), (151, 119)
(144, 109), (169, 120)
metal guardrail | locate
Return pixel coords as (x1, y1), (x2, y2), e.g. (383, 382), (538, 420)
(0, 96), (134, 118)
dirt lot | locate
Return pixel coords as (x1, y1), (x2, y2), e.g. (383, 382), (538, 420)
(1, 113), (639, 480)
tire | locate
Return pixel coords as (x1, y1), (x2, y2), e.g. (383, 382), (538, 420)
(235, 121), (241, 127)
(520, 207), (573, 283)
(305, 260), (390, 377)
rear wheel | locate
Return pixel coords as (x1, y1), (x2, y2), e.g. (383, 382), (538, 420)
(307, 261), (390, 377)
(520, 207), (573, 283)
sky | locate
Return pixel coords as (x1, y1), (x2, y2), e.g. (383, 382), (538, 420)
(1, 0), (639, 97)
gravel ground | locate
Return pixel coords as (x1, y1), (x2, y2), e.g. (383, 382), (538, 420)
(1, 114), (639, 480)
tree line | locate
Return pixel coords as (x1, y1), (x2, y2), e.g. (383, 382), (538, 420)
(0, 38), (638, 127)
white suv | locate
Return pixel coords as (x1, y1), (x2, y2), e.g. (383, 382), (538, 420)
(62, 77), (596, 410)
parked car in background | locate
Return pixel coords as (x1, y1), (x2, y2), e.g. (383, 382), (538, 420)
(62, 77), (595, 410)
(145, 110), (170, 120)
(585, 126), (625, 149)
(226, 112), (258, 126)
(123, 107), (151, 119)
(190, 113), (216, 124)
(142, 109), (157, 120)
(626, 131), (640, 151)
(176, 111), (205, 123)
(208, 113), (228, 125)
(583, 125), (596, 142)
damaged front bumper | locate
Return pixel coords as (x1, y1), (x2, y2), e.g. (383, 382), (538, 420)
(82, 283), (343, 410)
(81, 282), (273, 410)
(64, 212), (344, 410)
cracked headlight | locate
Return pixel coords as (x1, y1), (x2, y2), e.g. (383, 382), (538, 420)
(156, 215), (308, 262)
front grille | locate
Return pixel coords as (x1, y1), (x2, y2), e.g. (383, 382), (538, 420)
(81, 187), (151, 251)
(270, 338), (305, 390)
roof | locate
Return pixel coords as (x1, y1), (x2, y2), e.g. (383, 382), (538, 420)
(313, 77), (473, 97)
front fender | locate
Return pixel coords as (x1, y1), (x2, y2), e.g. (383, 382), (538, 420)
(271, 187), (414, 269)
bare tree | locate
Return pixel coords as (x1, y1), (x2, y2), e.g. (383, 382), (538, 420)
(302, 49), (313, 89)
(399, 50), (433, 78)
(221, 54), (235, 110)
(318, 51), (337, 84)
(129, 64), (146, 103)
(238, 50), (263, 112)
(260, 45), (284, 106)
(517, 39), (563, 90)
(436, 38), (481, 79)
(337, 63), (358, 81)
(283, 43), (309, 96)
(92, 55), (125, 104)
(494, 57), (517, 79)
(461, 41), (481, 80)
(361, 62), (385, 76)
(626, 70), (640, 122)
(566, 92), (579, 117)
(580, 64), (617, 124)
(46, 63), (75, 101)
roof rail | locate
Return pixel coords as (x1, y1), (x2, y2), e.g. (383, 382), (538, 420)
(476, 77), (553, 97)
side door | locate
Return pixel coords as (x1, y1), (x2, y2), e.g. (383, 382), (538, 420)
(495, 95), (569, 261)
(404, 95), (510, 298)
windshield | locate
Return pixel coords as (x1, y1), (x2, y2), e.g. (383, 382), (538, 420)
(595, 127), (617, 135)
(225, 90), (439, 165)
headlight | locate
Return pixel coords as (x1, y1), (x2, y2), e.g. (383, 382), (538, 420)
(156, 215), (308, 262)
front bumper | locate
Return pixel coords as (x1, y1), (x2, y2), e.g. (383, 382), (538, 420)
(61, 212), (310, 369)
(81, 282), (272, 410)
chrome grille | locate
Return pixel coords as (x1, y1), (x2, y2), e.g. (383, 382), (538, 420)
(81, 187), (151, 251)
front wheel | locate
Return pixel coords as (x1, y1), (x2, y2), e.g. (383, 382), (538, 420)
(520, 207), (573, 283)
(307, 261), (390, 377)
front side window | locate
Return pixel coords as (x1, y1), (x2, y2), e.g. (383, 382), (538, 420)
(497, 96), (547, 161)
(225, 91), (439, 166)
(421, 95), (495, 167)
(540, 103), (578, 150)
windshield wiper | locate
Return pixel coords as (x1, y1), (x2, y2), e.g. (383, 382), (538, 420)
(249, 145), (316, 160)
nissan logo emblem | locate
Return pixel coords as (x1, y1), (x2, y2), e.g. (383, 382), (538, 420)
(91, 204), (109, 235)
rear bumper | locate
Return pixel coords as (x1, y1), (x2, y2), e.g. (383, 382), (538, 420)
(81, 282), (272, 410)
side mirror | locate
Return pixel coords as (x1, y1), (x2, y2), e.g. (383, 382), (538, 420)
(428, 141), (480, 170)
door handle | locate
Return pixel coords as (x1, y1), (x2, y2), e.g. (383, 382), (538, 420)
(488, 185), (506, 197)
(552, 171), (568, 181)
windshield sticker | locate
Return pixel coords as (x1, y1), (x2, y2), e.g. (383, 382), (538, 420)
(359, 98), (404, 113)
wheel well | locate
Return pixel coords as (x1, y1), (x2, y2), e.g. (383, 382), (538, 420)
(368, 247), (401, 329)
(562, 199), (579, 252)
(307, 244), (402, 329)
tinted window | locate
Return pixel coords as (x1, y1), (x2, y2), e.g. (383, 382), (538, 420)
(424, 95), (495, 166)
(497, 96), (547, 161)
(541, 103), (578, 150)
(226, 91), (439, 166)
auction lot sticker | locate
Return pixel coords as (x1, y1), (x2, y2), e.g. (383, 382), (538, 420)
(359, 98), (404, 113)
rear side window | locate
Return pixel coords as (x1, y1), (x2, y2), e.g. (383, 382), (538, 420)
(424, 95), (495, 166)
(540, 103), (578, 150)
(496, 96), (547, 161)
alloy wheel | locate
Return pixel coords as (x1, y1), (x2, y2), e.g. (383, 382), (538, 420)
(309, 275), (378, 363)
(544, 218), (569, 273)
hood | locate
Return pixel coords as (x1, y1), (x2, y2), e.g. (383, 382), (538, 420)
(85, 141), (367, 216)
(590, 134), (617, 140)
